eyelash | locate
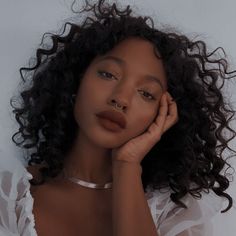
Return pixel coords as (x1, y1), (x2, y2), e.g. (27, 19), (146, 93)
(97, 70), (156, 101)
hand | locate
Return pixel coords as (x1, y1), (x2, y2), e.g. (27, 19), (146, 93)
(112, 92), (179, 164)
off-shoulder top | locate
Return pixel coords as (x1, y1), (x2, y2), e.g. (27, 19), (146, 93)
(0, 157), (224, 236)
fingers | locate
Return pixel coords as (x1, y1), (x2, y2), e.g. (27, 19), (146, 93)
(149, 91), (178, 142)
(160, 93), (169, 127)
(151, 92), (168, 136)
(163, 92), (179, 132)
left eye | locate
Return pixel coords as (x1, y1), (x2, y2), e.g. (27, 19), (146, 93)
(140, 90), (155, 100)
(97, 70), (116, 80)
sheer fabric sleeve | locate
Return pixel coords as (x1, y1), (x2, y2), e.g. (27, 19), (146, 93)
(146, 186), (225, 236)
(0, 157), (37, 236)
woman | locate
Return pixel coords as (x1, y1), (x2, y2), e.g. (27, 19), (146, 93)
(0, 0), (235, 235)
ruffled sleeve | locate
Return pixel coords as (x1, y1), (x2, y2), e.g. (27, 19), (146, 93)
(0, 157), (37, 236)
(146, 186), (225, 236)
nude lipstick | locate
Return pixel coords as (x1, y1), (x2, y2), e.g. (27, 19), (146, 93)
(96, 110), (127, 131)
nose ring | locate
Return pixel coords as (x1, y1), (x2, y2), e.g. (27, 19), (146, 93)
(113, 102), (123, 110)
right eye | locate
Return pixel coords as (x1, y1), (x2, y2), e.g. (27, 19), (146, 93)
(97, 70), (117, 80)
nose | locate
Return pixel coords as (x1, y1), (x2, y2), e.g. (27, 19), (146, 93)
(108, 98), (127, 112)
(107, 82), (132, 112)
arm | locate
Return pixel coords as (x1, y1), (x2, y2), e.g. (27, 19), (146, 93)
(112, 160), (159, 236)
(111, 92), (177, 236)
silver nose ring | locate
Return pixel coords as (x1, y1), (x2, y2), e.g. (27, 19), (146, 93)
(114, 102), (123, 110)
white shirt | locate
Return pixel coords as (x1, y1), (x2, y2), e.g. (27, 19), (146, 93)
(0, 157), (224, 236)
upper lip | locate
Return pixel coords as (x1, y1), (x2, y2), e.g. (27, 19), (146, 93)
(96, 109), (127, 129)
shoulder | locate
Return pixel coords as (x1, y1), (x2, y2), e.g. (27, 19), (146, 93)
(0, 157), (37, 235)
(146, 186), (225, 236)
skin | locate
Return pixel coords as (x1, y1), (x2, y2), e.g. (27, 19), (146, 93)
(28, 37), (178, 235)
(63, 36), (170, 184)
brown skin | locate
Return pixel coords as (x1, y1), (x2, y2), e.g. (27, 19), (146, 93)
(63, 36), (168, 183)
(28, 37), (178, 235)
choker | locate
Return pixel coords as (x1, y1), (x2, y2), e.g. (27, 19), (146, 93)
(63, 169), (113, 189)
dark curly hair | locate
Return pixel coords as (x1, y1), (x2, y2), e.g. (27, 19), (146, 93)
(10, 0), (236, 213)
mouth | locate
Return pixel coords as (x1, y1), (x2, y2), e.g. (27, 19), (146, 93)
(96, 110), (127, 129)
(96, 116), (124, 132)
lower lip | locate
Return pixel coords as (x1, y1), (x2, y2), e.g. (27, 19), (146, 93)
(96, 116), (123, 132)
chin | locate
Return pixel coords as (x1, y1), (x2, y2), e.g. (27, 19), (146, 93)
(87, 128), (130, 149)
(93, 133), (126, 148)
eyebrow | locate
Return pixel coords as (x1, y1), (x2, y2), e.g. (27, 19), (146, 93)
(96, 55), (164, 91)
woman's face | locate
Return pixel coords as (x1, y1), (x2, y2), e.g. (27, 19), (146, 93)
(73, 37), (167, 148)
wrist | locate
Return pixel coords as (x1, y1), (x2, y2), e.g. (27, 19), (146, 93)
(112, 160), (142, 176)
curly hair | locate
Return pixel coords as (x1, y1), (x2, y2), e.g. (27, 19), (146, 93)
(10, 0), (236, 213)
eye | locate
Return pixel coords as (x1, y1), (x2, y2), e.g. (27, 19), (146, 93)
(97, 70), (117, 80)
(139, 90), (156, 101)
(97, 70), (156, 101)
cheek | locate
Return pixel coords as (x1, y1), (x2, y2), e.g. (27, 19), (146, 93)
(140, 111), (157, 128)
(73, 82), (92, 125)
(73, 76), (108, 126)
(129, 108), (158, 137)
(79, 71), (107, 103)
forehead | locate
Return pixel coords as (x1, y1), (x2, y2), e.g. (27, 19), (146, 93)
(99, 37), (160, 63)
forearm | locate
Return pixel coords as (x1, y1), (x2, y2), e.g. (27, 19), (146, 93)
(112, 161), (159, 236)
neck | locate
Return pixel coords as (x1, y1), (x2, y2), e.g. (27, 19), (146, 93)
(63, 131), (113, 184)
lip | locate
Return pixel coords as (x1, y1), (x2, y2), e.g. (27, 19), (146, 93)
(96, 110), (127, 129)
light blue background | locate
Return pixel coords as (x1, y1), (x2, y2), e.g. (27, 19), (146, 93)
(0, 0), (235, 235)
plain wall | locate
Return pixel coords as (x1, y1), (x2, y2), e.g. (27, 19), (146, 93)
(0, 0), (235, 235)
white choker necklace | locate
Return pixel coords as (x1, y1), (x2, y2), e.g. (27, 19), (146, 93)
(63, 169), (113, 189)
